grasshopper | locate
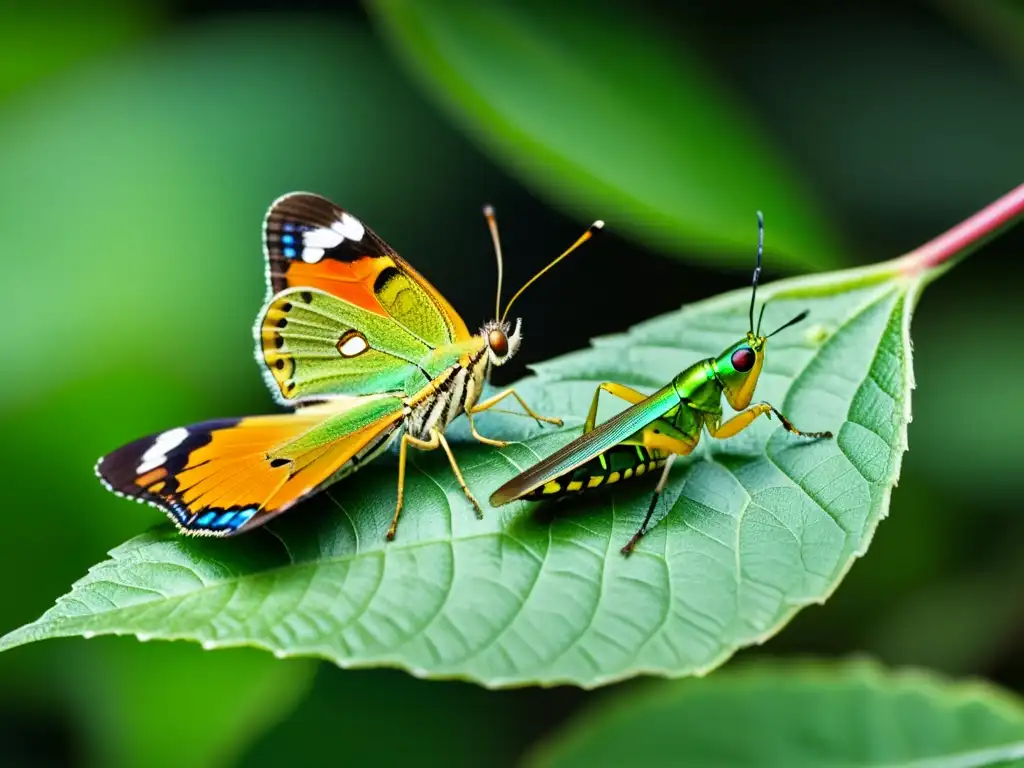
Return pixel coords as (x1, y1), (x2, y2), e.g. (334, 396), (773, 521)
(489, 213), (834, 555)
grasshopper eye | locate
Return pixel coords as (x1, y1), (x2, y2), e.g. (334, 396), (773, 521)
(731, 347), (755, 372)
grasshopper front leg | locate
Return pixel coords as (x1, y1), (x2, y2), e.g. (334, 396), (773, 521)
(707, 403), (833, 441)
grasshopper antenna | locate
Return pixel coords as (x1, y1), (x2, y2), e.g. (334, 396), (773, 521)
(483, 204), (504, 321)
(767, 309), (810, 338)
(749, 211), (764, 334)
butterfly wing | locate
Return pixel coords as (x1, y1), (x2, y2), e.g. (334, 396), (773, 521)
(96, 395), (404, 536)
(263, 192), (471, 346)
(489, 384), (681, 506)
(257, 192), (479, 405)
(257, 286), (481, 405)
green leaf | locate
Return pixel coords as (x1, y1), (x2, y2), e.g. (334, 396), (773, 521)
(524, 659), (1024, 768)
(1, 250), (942, 687)
(368, 0), (843, 270)
(7, 183), (1019, 687)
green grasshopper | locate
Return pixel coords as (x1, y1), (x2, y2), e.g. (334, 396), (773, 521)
(489, 212), (834, 555)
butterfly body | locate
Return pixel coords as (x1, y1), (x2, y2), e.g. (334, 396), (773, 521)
(97, 193), (596, 540)
(403, 322), (510, 440)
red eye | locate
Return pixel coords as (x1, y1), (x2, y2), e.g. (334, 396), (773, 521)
(488, 329), (509, 357)
(731, 347), (755, 372)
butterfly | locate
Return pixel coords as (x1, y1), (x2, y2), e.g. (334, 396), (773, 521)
(95, 192), (603, 540)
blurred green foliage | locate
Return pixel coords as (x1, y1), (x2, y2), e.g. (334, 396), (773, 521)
(0, 2), (159, 98)
(370, 0), (844, 270)
(64, 641), (314, 768)
(1, 1), (1022, 766)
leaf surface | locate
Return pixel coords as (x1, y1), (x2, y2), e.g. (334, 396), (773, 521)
(0, 253), (933, 687)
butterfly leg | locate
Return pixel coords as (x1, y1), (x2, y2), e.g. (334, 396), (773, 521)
(706, 403), (833, 440)
(621, 427), (699, 556)
(466, 413), (509, 449)
(389, 430), (484, 540)
(390, 431), (441, 540)
(434, 430), (484, 519)
(468, 388), (564, 429)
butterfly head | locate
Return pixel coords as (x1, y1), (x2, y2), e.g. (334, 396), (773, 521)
(481, 205), (602, 366)
(482, 317), (522, 366)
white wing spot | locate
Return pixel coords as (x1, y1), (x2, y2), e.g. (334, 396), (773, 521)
(136, 427), (189, 474)
(333, 212), (365, 241)
(338, 331), (369, 358)
(303, 227), (344, 249)
(301, 246), (325, 263)
(299, 214), (363, 262)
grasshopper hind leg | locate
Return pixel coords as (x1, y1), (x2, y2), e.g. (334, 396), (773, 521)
(621, 453), (678, 555)
(621, 425), (700, 555)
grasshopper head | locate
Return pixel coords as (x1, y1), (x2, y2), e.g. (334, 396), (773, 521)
(714, 333), (766, 411)
(713, 211), (808, 411)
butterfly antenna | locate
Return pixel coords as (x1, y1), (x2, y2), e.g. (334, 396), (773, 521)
(749, 211), (764, 334)
(501, 219), (604, 323)
(483, 205), (504, 320)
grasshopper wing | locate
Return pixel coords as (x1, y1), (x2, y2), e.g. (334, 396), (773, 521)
(489, 383), (680, 506)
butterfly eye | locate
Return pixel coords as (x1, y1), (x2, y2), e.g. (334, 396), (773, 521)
(488, 329), (509, 358)
(731, 347), (756, 372)
(337, 330), (369, 358)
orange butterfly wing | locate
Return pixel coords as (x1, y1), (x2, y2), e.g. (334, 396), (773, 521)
(95, 396), (404, 536)
(263, 192), (471, 346)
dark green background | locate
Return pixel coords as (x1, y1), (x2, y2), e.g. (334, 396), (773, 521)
(1, 1), (1022, 765)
